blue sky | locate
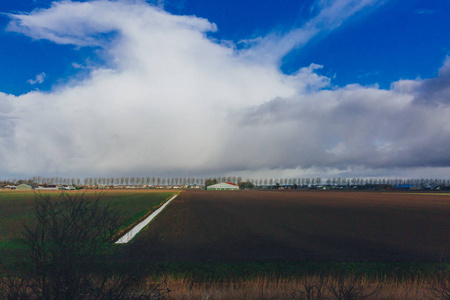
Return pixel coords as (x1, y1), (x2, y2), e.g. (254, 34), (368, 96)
(1, 0), (449, 95)
(0, 0), (449, 179)
(282, 0), (450, 88)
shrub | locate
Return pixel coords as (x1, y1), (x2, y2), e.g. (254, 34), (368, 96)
(428, 266), (450, 300)
(291, 275), (325, 300)
(326, 272), (381, 300)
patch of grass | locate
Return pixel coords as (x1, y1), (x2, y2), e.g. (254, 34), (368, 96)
(0, 190), (177, 267)
(93, 260), (448, 299)
(109, 191), (176, 235)
(161, 274), (434, 299)
(0, 240), (23, 250)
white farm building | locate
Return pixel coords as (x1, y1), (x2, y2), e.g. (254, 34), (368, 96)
(207, 182), (239, 190)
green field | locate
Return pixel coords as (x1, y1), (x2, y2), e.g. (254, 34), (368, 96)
(0, 189), (177, 267)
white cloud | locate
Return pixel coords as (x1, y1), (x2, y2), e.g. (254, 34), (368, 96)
(27, 72), (46, 84)
(71, 62), (84, 69)
(240, 0), (385, 64)
(1, 0), (449, 179)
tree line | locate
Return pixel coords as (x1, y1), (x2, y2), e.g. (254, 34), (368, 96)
(1, 176), (449, 189)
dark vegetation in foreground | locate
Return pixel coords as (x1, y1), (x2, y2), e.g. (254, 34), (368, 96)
(159, 268), (450, 299)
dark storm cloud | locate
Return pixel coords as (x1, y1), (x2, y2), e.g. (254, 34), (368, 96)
(236, 83), (450, 172)
(413, 57), (450, 105)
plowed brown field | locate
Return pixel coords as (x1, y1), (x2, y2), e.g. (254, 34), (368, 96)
(122, 190), (450, 263)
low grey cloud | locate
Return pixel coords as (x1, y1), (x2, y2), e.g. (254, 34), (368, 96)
(237, 84), (450, 172)
(412, 57), (450, 105)
(0, 0), (449, 179)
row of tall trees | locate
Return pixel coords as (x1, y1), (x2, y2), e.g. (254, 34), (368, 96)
(0, 176), (205, 187)
(1, 176), (449, 188)
(324, 177), (450, 187)
(205, 177), (450, 187)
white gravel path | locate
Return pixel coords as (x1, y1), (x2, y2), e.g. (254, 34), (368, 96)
(115, 194), (178, 244)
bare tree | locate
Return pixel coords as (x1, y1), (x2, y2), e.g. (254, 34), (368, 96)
(292, 276), (325, 300)
(17, 193), (119, 299)
(327, 272), (381, 300)
(428, 264), (450, 300)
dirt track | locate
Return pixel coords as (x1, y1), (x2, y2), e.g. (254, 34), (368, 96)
(121, 190), (450, 263)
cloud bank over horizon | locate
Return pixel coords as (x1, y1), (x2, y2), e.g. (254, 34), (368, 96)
(1, 0), (449, 179)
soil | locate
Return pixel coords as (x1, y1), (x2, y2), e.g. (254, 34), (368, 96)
(121, 190), (450, 263)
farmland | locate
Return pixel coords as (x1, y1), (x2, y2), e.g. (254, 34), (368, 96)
(1, 189), (449, 298)
(2, 189), (449, 268)
(123, 190), (450, 265)
(0, 189), (177, 267)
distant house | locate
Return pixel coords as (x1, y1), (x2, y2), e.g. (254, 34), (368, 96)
(16, 183), (33, 190)
(207, 182), (239, 190)
(58, 185), (76, 190)
(35, 185), (58, 190)
(396, 184), (414, 190)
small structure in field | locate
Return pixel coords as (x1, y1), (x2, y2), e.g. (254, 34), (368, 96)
(35, 185), (58, 191)
(15, 183), (33, 190)
(58, 185), (76, 190)
(207, 182), (239, 190)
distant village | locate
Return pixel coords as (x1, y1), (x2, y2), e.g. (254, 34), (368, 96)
(1, 176), (449, 191)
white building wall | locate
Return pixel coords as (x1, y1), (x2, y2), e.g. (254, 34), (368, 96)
(207, 182), (239, 190)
